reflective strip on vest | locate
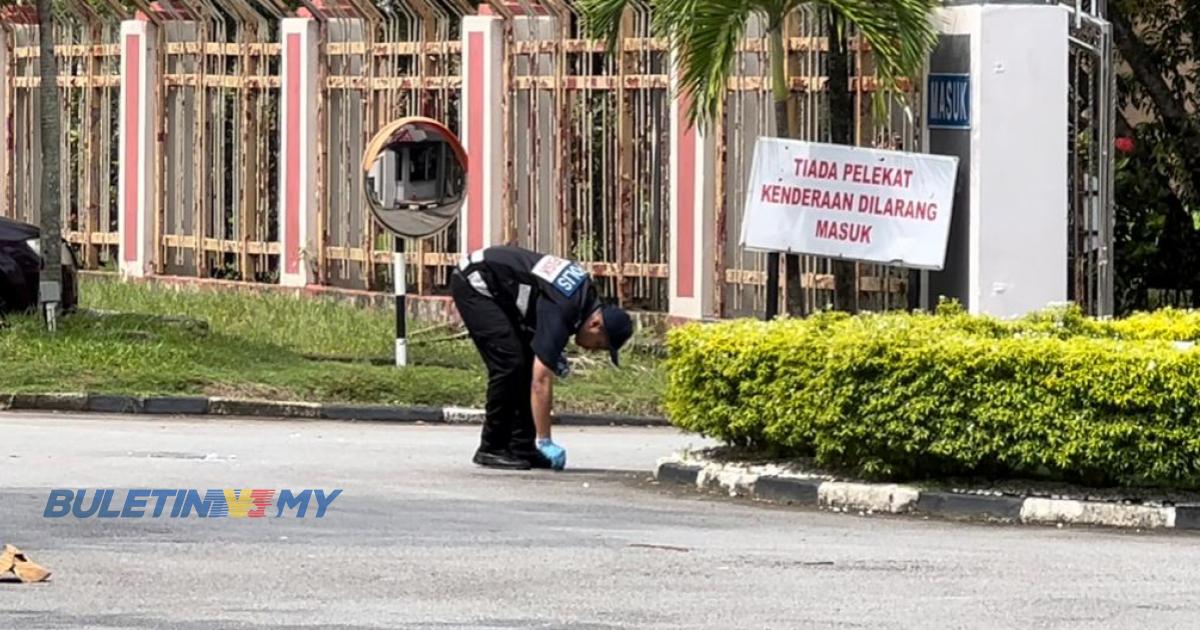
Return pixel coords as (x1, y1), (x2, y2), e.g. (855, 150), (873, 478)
(467, 271), (492, 298)
(516, 284), (532, 316)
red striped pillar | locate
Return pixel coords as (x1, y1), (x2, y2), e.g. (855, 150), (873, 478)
(278, 17), (319, 287)
(668, 83), (718, 319)
(117, 19), (158, 278)
(460, 14), (505, 253)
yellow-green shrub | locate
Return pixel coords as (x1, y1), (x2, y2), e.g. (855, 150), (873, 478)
(665, 305), (1200, 487)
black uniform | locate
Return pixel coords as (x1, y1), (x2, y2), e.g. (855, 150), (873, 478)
(449, 246), (600, 458)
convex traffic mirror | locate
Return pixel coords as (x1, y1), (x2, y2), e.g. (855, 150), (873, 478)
(362, 117), (468, 238)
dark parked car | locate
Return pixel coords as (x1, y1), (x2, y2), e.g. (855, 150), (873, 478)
(0, 216), (79, 316)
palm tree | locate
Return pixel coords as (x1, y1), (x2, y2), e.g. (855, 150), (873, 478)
(580, 0), (939, 317)
(36, 0), (62, 330)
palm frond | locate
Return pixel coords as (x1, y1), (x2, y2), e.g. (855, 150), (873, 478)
(648, 0), (703, 50)
(821, 0), (940, 100)
(585, 0), (937, 133)
(580, 0), (708, 54)
(673, 0), (760, 129)
(577, 0), (637, 51)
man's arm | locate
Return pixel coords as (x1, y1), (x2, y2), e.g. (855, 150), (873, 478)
(531, 356), (555, 440)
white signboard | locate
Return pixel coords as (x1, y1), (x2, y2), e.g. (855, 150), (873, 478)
(739, 138), (960, 270)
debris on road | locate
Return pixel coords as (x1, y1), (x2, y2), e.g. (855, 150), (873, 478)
(0, 544), (52, 583)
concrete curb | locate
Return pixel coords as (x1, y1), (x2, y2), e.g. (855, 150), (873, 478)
(0, 392), (669, 428)
(655, 454), (1200, 532)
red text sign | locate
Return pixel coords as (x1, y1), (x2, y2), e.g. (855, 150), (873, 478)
(740, 139), (959, 269)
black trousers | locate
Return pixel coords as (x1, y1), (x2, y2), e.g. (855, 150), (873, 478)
(450, 270), (537, 455)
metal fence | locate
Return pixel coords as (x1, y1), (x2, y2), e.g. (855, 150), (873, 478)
(499, 5), (915, 316)
(1064, 0), (1115, 316)
(6, 8), (124, 270)
(504, 2), (671, 311)
(315, 0), (466, 293)
(0, 0), (1113, 317)
(718, 8), (918, 317)
(0, 2), (929, 316)
(158, 3), (282, 283)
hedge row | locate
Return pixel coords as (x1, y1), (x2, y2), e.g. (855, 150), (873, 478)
(665, 304), (1200, 488)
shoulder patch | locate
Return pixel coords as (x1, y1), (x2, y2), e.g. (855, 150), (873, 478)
(531, 255), (588, 298)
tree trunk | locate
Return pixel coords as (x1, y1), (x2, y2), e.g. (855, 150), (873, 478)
(767, 21), (808, 317)
(827, 13), (857, 313)
(764, 22), (789, 320)
(36, 0), (62, 329)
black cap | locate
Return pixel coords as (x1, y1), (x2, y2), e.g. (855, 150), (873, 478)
(601, 305), (634, 366)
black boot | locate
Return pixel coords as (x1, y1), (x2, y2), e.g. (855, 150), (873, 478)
(472, 449), (532, 470)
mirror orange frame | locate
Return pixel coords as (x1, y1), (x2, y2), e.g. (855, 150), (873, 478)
(360, 116), (470, 238)
(360, 116), (468, 175)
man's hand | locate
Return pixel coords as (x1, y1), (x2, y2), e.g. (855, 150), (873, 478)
(532, 359), (565, 470)
(536, 438), (566, 470)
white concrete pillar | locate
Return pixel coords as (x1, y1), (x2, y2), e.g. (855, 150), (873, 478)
(460, 14), (505, 253)
(926, 4), (1069, 317)
(371, 149), (398, 208)
(117, 19), (158, 278)
(278, 17), (320, 287)
(668, 84), (718, 320)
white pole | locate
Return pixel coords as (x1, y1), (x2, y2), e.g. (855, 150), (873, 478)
(394, 238), (407, 367)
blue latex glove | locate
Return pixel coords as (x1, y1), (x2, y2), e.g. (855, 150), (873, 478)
(536, 438), (567, 471)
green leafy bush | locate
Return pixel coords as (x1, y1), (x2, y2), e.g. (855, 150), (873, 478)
(665, 303), (1200, 487)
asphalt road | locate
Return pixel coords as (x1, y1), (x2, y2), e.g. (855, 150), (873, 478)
(2, 412), (1199, 630)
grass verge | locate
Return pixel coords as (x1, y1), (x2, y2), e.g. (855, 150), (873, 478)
(0, 277), (664, 416)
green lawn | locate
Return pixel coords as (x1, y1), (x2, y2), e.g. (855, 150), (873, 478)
(0, 278), (664, 416)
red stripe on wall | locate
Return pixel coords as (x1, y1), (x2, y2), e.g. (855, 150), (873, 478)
(122, 34), (140, 263)
(284, 34), (301, 276)
(675, 94), (696, 298)
(466, 31), (485, 252)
